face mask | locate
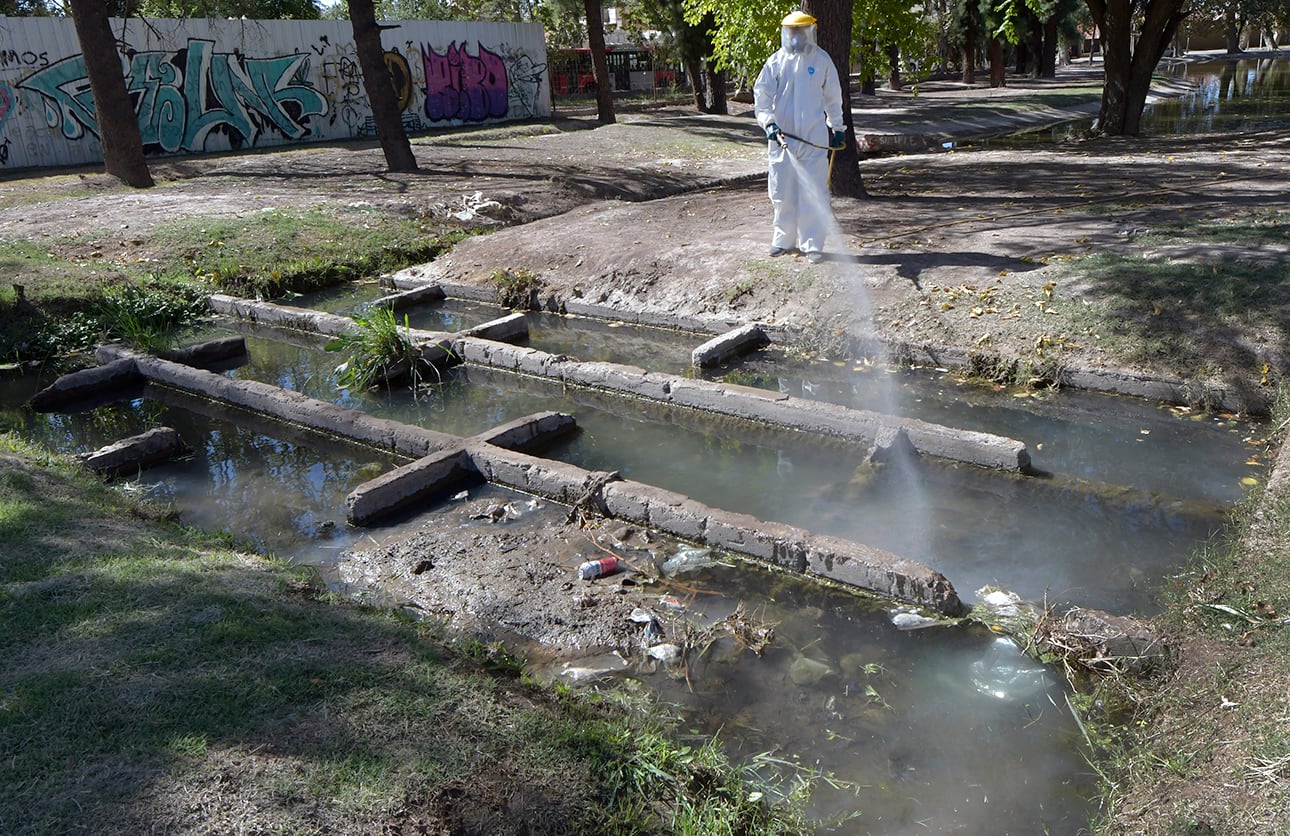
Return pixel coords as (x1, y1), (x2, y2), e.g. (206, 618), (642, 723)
(787, 35), (805, 54)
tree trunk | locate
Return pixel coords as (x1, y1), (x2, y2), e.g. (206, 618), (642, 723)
(67, 0), (152, 188)
(805, 0), (866, 198)
(703, 61), (727, 114)
(886, 43), (902, 90)
(988, 38), (1006, 87)
(1040, 17), (1059, 77)
(962, 3), (978, 84)
(1088, 0), (1187, 135)
(686, 58), (706, 111)
(1224, 10), (1242, 53)
(583, 0), (615, 124)
(347, 0), (417, 172)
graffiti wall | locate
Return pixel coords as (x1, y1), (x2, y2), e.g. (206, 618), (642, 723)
(0, 16), (549, 171)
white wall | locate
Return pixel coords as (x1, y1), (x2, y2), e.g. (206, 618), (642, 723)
(0, 16), (549, 171)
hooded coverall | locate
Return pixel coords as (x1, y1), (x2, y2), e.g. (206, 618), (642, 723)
(753, 23), (845, 257)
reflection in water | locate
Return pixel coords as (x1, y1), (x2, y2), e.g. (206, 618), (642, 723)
(0, 296), (1258, 833)
(214, 331), (1256, 614)
(1147, 56), (1290, 134)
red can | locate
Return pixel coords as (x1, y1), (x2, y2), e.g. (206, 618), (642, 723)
(578, 556), (621, 579)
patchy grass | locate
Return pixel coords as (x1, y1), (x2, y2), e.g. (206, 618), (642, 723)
(0, 434), (814, 833)
(0, 208), (469, 366)
(1091, 392), (1290, 833)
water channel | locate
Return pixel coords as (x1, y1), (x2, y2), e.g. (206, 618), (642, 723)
(1, 298), (1263, 832)
(3, 56), (1280, 831)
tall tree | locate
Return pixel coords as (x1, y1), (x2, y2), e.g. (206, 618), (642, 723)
(67, 0), (154, 187)
(584, 0), (617, 123)
(347, 0), (419, 171)
(1085, 0), (1188, 134)
(804, 0), (865, 197)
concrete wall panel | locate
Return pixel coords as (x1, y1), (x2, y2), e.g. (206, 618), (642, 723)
(0, 17), (549, 171)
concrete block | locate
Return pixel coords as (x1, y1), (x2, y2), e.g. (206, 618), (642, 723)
(472, 411), (577, 451)
(161, 336), (247, 369)
(79, 426), (189, 477)
(378, 284), (445, 310)
(346, 449), (475, 525)
(691, 323), (770, 367)
(28, 357), (142, 412)
(463, 312), (528, 343)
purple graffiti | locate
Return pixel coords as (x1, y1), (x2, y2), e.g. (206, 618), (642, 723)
(421, 41), (507, 123)
(0, 84), (12, 134)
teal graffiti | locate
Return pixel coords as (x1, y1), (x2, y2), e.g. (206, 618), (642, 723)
(18, 39), (328, 153)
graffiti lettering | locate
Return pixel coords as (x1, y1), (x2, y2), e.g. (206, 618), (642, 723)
(421, 41), (507, 122)
(0, 49), (49, 69)
(0, 137), (9, 165)
(385, 50), (412, 112)
(17, 39), (327, 152)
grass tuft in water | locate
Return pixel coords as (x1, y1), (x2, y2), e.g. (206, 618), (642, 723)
(325, 307), (427, 392)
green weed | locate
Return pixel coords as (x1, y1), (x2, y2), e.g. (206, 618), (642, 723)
(490, 267), (541, 309)
(325, 307), (427, 392)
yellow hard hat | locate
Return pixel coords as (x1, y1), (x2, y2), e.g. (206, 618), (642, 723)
(782, 10), (817, 27)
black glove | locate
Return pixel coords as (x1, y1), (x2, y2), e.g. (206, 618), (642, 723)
(830, 129), (846, 149)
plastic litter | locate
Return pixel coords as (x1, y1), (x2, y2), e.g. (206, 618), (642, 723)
(969, 637), (1054, 701)
(558, 651), (629, 683)
(646, 643), (681, 663)
(660, 547), (719, 577)
(890, 609), (941, 630)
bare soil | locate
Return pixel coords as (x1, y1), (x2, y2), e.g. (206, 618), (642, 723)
(5, 68), (1286, 406)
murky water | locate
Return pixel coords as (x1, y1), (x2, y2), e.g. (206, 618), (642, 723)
(961, 55), (1289, 146)
(1, 312), (1258, 832)
(204, 327), (1257, 614)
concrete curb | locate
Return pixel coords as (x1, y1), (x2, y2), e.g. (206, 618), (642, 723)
(206, 293), (1033, 471)
(453, 335), (1032, 472)
(467, 443), (963, 616)
(68, 341), (964, 613)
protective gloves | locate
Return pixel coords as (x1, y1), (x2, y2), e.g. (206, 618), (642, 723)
(830, 129), (847, 149)
(766, 122), (786, 147)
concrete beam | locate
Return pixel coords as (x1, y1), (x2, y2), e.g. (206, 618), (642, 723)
(28, 357), (142, 412)
(345, 448), (475, 525)
(466, 443), (963, 615)
(461, 312), (529, 343)
(79, 426), (189, 477)
(455, 336), (1031, 472)
(691, 323), (770, 367)
(98, 344), (460, 458)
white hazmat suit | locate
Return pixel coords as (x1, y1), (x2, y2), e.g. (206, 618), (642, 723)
(753, 12), (845, 260)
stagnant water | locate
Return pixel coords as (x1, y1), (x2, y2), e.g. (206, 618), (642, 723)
(0, 311), (1261, 831)
(5, 60), (1278, 823)
(956, 54), (1289, 147)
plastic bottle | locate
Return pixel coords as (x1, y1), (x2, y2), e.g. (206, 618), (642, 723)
(578, 556), (621, 579)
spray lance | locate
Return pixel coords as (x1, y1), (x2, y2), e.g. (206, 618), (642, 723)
(765, 125), (849, 183)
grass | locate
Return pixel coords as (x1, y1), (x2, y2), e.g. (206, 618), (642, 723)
(0, 433), (816, 833)
(0, 206), (470, 366)
(325, 307), (426, 392)
(145, 208), (465, 299)
(1085, 391), (1290, 832)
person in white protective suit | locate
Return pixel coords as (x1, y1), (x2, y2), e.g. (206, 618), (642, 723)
(753, 10), (846, 263)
